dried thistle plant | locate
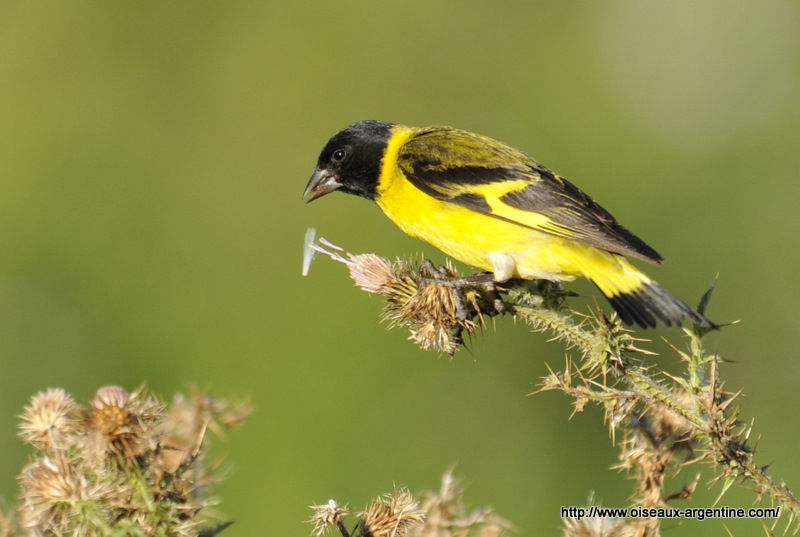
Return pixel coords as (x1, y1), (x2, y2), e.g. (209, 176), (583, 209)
(310, 499), (351, 537)
(18, 388), (78, 452)
(532, 304), (800, 535)
(358, 490), (426, 537)
(307, 238), (501, 354)
(310, 488), (424, 537)
(306, 235), (800, 535)
(5, 385), (249, 537)
(309, 471), (508, 537)
(415, 470), (511, 537)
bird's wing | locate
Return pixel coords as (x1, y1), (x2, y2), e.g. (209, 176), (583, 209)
(396, 127), (663, 263)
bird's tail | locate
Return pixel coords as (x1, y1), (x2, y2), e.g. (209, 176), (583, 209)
(581, 256), (712, 329)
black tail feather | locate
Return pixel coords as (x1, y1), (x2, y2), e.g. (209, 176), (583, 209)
(601, 282), (713, 329)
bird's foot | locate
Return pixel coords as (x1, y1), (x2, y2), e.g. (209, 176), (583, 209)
(418, 269), (506, 320)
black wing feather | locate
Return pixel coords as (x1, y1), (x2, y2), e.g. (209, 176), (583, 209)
(397, 128), (663, 264)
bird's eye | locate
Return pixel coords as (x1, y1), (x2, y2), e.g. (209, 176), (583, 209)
(332, 148), (348, 163)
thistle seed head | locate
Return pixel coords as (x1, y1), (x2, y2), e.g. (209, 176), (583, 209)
(18, 388), (78, 452)
(309, 499), (350, 537)
(358, 489), (424, 537)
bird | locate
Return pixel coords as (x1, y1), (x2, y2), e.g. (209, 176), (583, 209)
(304, 120), (712, 329)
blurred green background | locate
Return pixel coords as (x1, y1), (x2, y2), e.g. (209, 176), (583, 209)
(1, 1), (799, 535)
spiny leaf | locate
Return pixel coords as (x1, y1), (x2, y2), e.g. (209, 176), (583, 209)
(697, 279), (717, 317)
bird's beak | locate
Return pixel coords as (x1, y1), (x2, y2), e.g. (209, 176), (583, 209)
(303, 167), (342, 202)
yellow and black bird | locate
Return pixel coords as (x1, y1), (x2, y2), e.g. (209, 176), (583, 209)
(304, 120), (711, 328)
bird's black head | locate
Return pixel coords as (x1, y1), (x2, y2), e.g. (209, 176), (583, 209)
(303, 120), (394, 202)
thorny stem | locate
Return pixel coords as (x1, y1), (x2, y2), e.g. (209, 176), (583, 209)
(335, 517), (351, 537)
(632, 352), (798, 523)
(510, 290), (800, 532)
(512, 305), (608, 358)
(624, 368), (695, 424)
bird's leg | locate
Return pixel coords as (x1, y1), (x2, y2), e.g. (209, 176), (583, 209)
(439, 273), (496, 287)
(483, 278), (506, 315)
(418, 269), (507, 319)
(417, 259), (449, 279)
(455, 274), (506, 315)
(418, 269), (482, 321)
(417, 260), (469, 318)
(447, 282), (471, 322)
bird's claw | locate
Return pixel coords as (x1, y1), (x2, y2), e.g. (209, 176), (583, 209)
(417, 269), (507, 320)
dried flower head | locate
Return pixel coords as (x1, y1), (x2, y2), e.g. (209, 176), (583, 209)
(308, 237), (486, 354)
(310, 499), (350, 537)
(309, 238), (411, 296)
(155, 388), (252, 478)
(418, 470), (511, 537)
(358, 489), (425, 537)
(92, 384), (130, 411)
(166, 387), (253, 442)
(86, 384), (165, 461)
(348, 253), (404, 295)
(394, 277), (474, 354)
(18, 456), (95, 533)
(18, 388), (77, 451)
